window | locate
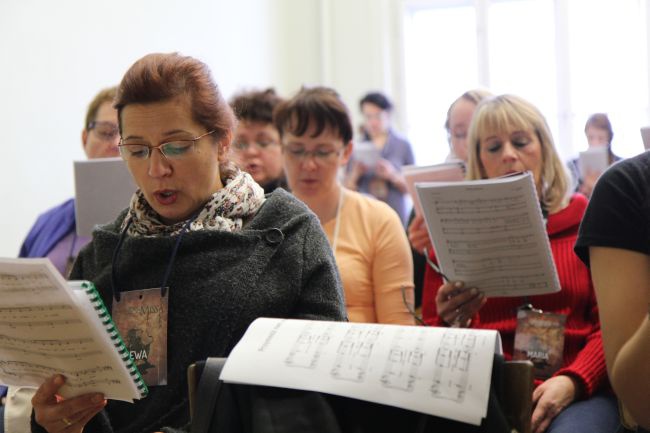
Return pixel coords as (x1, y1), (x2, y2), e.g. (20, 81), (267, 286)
(403, 2), (479, 164)
(403, 0), (649, 165)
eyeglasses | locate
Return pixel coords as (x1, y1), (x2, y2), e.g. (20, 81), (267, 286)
(283, 146), (342, 164)
(88, 121), (119, 142)
(232, 140), (279, 152)
(118, 130), (215, 161)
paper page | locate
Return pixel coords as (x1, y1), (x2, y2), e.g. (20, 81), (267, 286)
(415, 172), (560, 297)
(640, 126), (650, 150)
(578, 147), (608, 176)
(352, 141), (381, 168)
(74, 157), (137, 237)
(221, 318), (501, 426)
(0, 258), (141, 402)
(403, 162), (465, 216)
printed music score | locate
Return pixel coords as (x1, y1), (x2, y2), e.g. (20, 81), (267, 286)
(415, 172), (561, 297)
(0, 258), (146, 402)
(222, 318), (503, 426)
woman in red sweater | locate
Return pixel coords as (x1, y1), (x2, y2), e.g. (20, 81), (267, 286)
(422, 94), (618, 433)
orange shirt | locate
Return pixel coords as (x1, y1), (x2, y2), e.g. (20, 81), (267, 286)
(322, 189), (415, 324)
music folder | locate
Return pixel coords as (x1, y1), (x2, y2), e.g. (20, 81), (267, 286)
(74, 158), (136, 237)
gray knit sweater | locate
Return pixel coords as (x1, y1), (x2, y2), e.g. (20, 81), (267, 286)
(32, 189), (346, 433)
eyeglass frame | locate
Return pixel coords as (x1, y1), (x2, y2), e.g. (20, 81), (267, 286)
(118, 130), (216, 161)
(232, 139), (280, 152)
(282, 144), (344, 164)
(87, 120), (120, 142)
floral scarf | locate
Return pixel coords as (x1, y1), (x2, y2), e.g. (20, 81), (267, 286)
(122, 169), (266, 237)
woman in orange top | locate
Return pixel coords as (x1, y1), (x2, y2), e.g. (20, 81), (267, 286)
(275, 86), (415, 324)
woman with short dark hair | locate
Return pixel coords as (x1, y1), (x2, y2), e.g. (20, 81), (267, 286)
(275, 86), (415, 326)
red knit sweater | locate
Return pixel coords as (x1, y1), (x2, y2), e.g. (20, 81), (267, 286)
(422, 194), (608, 397)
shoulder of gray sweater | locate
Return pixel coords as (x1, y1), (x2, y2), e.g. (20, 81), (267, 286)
(249, 188), (318, 230)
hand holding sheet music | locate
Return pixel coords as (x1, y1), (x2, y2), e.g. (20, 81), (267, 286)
(0, 258), (147, 402)
(415, 172), (560, 297)
(352, 140), (381, 168)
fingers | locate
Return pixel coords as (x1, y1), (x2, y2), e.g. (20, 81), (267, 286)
(531, 403), (552, 433)
(409, 231), (431, 254)
(531, 382), (544, 404)
(32, 375), (106, 433)
(531, 398), (558, 433)
(408, 216), (430, 254)
(436, 281), (485, 326)
(66, 401), (108, 429)
(32, 374), (66, 407)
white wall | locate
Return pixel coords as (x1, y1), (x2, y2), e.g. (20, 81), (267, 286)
(0, 0), (402, 257)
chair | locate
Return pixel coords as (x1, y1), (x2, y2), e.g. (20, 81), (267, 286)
(187, 356), (533, 433)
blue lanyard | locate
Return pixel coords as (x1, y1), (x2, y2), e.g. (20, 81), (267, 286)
(110, 216), (195, 301)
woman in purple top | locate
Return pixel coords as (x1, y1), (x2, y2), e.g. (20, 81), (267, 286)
(19, 87), (119, 276)
(344, 92), (414, 224)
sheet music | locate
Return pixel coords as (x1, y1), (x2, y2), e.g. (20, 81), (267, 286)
(578, 146), (608, 176)
(415, 172), (560, 297)
(221, 318), (502, 426)
(74, 157), (136, 237)
(403, 162), (466, 216)
(0, 258), (142, 402)
(640, 126), (650, 150)
(352, 140), (381, 168)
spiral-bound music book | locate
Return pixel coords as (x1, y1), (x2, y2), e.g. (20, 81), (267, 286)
(415, 172), (561, 297)
(0, 258), (147, 402)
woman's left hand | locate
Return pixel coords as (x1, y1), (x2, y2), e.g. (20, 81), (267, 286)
(531, 375), (577, 433)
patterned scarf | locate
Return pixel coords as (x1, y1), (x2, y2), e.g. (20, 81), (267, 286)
(122, 169), (266, 237)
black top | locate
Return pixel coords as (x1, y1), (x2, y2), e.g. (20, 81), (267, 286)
(574, 151), (650, 267)
(261, 175), (288, 194)
(406, 209), (425, 309)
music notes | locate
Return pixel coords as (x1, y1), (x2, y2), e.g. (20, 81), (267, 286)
(416, 172), (560, 297)
(0, 258), (144, 402)
(222, 318), (502, 426)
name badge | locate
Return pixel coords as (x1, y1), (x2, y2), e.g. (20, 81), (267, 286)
(112, 287), (168, 386)
(513, 308), (566, 379)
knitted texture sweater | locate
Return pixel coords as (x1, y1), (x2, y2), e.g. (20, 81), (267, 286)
(32, 189), (346, 433)
(422, 194), (608, 398)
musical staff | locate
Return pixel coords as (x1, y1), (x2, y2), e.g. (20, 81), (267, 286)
(0, 258), (146, 402)
(416, 172), (560, 297)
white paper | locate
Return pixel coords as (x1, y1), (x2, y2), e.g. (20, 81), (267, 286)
(415, 172), (561, 297)
(403, 162), (466, 216)
(74, 157), (137, 237)
(640, 126), (650, 150)
(578, 146), (608, 176)
(0, 258), (142, 402)
(352, 140), (381, 168)
(221, 318), (502, 426)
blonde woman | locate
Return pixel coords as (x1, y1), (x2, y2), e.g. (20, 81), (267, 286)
(422, 95), (617, 433)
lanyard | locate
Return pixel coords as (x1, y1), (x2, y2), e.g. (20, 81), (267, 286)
(110, 216), (195, 301)
(330, 188), (345, 255)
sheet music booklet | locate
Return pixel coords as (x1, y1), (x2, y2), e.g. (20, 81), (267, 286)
(74, 157), (137, 237)
(415, 171), (561, 297)
(221, 317), (502, 426)
(0, 258), (148, 402)
(402, 161), (466, 216)
(578, 146), (608, 176)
